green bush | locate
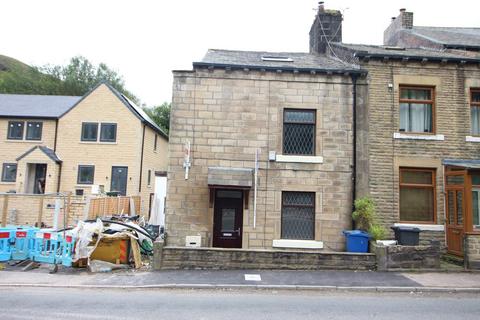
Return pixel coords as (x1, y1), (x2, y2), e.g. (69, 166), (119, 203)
(352, 197), (376, 231)
(368, 224), (387, 241)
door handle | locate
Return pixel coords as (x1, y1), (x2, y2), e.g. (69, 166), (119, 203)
(235, 228), (241, 235)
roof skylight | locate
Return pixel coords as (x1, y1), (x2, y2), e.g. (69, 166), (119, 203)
(261, 56), (294, 62)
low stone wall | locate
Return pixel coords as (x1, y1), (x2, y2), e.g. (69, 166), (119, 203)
(152, 241), (376, 271)
(0, 193), (86, 227)
(373, 242), (440, 271)
(466, 234), (480, 270)
(419, 230), (446, 251)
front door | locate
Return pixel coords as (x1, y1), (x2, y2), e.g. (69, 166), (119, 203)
(111, 166), (128, 196)
(33, 164), (47, 194)
(213, 189), (243, 248)
(445, 169), (465, 256)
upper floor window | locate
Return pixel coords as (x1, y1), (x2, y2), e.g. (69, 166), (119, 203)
(281, 191), (315, 240)
(2, 163), (17, 182)
(283, 109), (316, 155)
(470, 89), (480, 135)
(399, 86), (434, 133)
(81, 122), (98, 141)
(100, 123), (117, 142)
(399, 168), (436, 223)
(26, 122), (42, 140)
(7, 121), (24, 140)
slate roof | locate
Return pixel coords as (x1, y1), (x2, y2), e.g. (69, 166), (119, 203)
(0, 82), (168, 139)
(16, 146), (62, 163)
(104, 83), (169, 139)
(333, 43), (480, 62)
(194, 49), (363, 74)
(0, 94), (81, 119)
(411, 26), (480, 49)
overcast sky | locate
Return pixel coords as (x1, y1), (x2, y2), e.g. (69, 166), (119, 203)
(1, 0), (479, 106)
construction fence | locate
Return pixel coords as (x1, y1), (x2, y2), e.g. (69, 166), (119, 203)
(0, 193), (141, 228)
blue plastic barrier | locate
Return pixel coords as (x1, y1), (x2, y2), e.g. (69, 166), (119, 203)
(60, 234), (75, 267)
(11, 227), (38, 261)
(31, 231), (63, 264)
(0, 229), (14, 262)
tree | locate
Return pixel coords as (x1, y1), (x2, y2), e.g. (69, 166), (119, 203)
(143, 102), (170, 134)
(40, 56), (139, 103)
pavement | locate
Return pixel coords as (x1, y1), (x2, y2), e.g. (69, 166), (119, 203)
(1, 263), (480, 292)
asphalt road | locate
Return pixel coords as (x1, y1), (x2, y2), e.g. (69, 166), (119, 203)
(0, 288), (479, 320)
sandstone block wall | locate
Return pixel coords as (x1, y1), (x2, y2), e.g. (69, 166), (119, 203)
(167, 68), (359, 250)
(153, 245), (376, 271)
(466, 234), (480, 269)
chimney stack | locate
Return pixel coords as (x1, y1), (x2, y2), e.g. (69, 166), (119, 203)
(384, 8), (414, 45)
(309, 2), (343, 54)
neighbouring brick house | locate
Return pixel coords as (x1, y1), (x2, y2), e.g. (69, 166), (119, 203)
(329, 8), (480, 268)
(167, 44), (367, 250)
(0, 82), (168, 215)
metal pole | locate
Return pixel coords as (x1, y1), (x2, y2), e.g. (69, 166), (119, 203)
(253, 149), (259, 229)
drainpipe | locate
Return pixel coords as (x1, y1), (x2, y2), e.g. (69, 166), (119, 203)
(139, 124), (146, 193)
(351, 74), (358, 227)
(53, 119), (59, 152)
(56, 163), (62, 193)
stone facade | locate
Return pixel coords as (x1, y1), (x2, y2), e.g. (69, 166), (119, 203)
(466, 234), (480, 269)
(166, 67), (362, 251)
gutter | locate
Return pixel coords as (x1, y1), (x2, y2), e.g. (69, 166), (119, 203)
(192, 62), (367, 76)
(354, 52), (480, 64)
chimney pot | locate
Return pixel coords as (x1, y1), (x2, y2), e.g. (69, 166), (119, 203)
(400, 8), (406, 12)
(318, 1), (325, 13)
(391, 17), (396, 21)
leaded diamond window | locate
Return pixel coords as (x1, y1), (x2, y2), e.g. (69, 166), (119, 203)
(283, 109), (316, 155)
(281, 191), (315, 240)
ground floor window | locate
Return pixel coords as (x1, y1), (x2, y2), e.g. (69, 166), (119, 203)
(1, 163), (17, 182)
(281, 191), (315, 240)
(77, 165), (95, 184)
(399, 168), (436, 223)
(471, 174), (480, 231)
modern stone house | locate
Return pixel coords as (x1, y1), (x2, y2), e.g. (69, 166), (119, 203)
(0, 82), (168, 215)
(167, 46), (367, 250)
(329, 9), (480, 267)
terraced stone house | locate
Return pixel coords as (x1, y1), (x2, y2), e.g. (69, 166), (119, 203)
(329, 9), (480, 267)
(0, 82), (168, 215)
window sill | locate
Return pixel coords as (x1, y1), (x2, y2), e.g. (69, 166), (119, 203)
(393, 223), (444, 231)
(79, 141), (117, 145)
(466, 136), (480, 142)
(275, 155), (324, 164)
(393, 132), (444, 141)
(0, 181), (15, 185)
(5, 140), (43, 143)
(272, 239), (324, 249)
